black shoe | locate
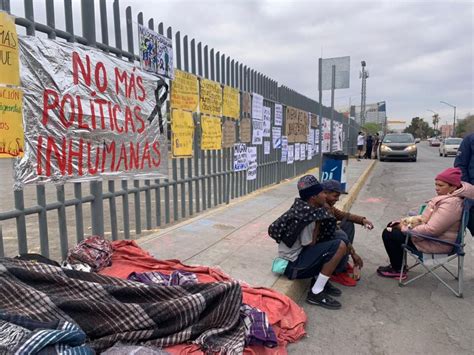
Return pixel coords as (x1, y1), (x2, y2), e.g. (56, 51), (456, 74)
(324, 282), (342, 297)
(306, 291), (342, 309)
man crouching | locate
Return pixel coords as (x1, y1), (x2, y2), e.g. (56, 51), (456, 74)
(268, 175), (348, 309)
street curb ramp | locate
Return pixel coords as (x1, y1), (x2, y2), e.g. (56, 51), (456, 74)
(271, 160), (377, 301)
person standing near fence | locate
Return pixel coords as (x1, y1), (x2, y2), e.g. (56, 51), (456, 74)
(364, 135), (373, 159)
(454, 133), (474, 235)
(373, 133), (380, 159)
(357, 132), (365, 161)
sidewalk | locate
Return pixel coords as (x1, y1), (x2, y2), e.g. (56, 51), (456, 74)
(138, 158), (376, 299)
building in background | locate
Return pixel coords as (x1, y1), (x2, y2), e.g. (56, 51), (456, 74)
(440, 124), (454, 137)
(351, 101), (387, 132)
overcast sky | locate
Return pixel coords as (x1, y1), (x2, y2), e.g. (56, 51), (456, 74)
(10, 0), (474, 128)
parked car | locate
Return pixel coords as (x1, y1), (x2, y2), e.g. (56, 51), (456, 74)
(439, 137), (463, 157)
(430, 137), (441, 147)
(379, 133), (417, 162)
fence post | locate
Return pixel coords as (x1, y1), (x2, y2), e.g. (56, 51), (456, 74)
(90, 181), (104, 236)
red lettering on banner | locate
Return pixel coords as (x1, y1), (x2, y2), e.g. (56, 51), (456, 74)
(137, 76), (145, 101)
(46, 136), (66, 176)
(60, 94), (75, 128)
(102, 141), (116, 172)
(112, 104), (124, 133)
(68, 138), (84, 175)
(115, 68), (128, 97)
(36, 136), (43, 175)
(72, 52), (91, 87)
(141, 141), (151, 169)
(129, 142), (140, 169)
(42, 89), (59, 126)
(94, 61), (108, 92)
(76, 95), (89, 130)
(116, 143), (128, 171)
(134, 106), (145, 133)
(152, 141), (161, 167)
(87, 142), (100, 174)
(124, 106), (135, 133)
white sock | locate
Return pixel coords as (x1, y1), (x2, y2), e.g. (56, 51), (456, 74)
(311, 273), (330, 294)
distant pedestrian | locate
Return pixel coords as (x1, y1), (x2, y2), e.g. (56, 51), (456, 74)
(364, 135), (373, 159)
(454, 133), (474, 235)
(357, 132), (365, 161)
(373, 133), (380, 159)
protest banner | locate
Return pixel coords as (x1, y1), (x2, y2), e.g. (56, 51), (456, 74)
(274, 104), (283, 126)
(233, 143), (248, 171)
(287, 145), (294, 164)
(171, 109), (194, 158)
(272, 126), (281, 148)
(281, 136), (288, 162)
(297, 110), (309, 142)
(200, 79), (222, 116)
(300, 143), (306, 160)
(264, 141), (270, 155)
(295, 143), (301, 161)
(242, 92), (251, 117)
(222, 120), (236, 148)
(239, 118), (251, 143)
(0, 88), (24, 158)
(307, 144), (313, 160)
(138, 24), (173, 79)
(170, 69), (198, 112)
(0, 12), (20, 86)
(247, 146), (257, 180)
(252, 119), (264, 145)
(263, 106), (271, 137)
(252, 93), (263, 120)
(322, 118), (331, 153)
(285, 106), (298, 143)
(310, 112), (319, 128)
(201, 115), (222, 150)
(15, 36), (168, 188)
(223, 86), (240, 119)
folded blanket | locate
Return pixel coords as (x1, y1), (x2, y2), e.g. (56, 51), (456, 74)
(0, 257), (246, 353)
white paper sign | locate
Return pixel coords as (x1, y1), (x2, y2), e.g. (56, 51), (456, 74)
(322, 118), (331, 153)
(272, 127), (282, 148)
(252, 93), (263, 120)
(252, 119), (264, 145)
(263, 106), (271, 137)
(307, 144), (313, 160)
(264, 141), (270, 154)
(247, 146), (257, 180)
(308, 128), (315, 146)
(300, 143), (306, 160)
(281, 136), (288, 162)
(233, 143), (248, 171)
(295, 143), (301, 161)
(287, 145), (294, 164)
(314, 129), (320, 154)
(274, 104), (283, 126)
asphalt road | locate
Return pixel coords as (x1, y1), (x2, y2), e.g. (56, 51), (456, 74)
(289, 142), (474, 355)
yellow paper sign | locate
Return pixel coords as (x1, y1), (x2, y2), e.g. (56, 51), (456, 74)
(0, 12), (20, 86)
(201, 115), (222, 150)
(171, 69), (199, 112)
(0, 88), (24, 158)
(200, 79), (222, 116)
(222, 86), (240, 119)
(171, 109), (194, 158)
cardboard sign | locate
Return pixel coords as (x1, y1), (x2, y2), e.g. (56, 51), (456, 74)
(201, 115), (222, 150)
(171, 69), (198, 112)
(200, 79), (222, 116)
(240, 118), (251, 143)
(242, 92), (251, 117)
(0, 12), (20, 85)
(0, 88), (24, 158)
(223, 86), (240, 119)
(171, 109), (194, 158)
(222, 119), (236, 148)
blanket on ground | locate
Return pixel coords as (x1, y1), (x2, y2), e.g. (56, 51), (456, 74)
(100, 240), (307, 355)
(0, 257), (246, 353)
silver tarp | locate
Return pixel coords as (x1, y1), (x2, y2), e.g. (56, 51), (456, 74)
(14, 36), (168, 189)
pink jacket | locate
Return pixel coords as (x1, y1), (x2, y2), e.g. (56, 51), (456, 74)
(402, 182), (474, 253)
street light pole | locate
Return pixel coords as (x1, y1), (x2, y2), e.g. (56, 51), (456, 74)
(440, 101), (456, 136)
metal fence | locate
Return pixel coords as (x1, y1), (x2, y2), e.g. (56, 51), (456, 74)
(0, 0), (360, 260)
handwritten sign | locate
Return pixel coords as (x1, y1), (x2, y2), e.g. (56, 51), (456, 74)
(297, 110), (309, 142)
(201, 115), (222, 150)
(264, 141), (270, 155)
(272, 126), (281, 148)
(274, 104), (283, 126)
(233, 143), (248, 171)
(322, 118), (331, 153)
(263, 106), (271, 138)
(252, 93), (263, 120)
(200, 79), (222, 116)
(307, 144), (313, 160)
(240, 117), (251, 143)
(286, 106), (298, 143)
(223, 86), (240, 119)
(310, 112), (319, 128)
(281, 136), (288, 162)
(300, 143), (306, 160)
(16, 36), (168, 187)
(0, 12), (20, 85)
(222, 119), (236, 148)
(287, 145), (294, 164)
(138, 24), (174, 79)
(171, 109), (194, 158)
(0, 88), (24, 158)
(252, 119), (264, 145)
(242, 92), (251, 117)
(247, 146), (257, 181)
(171, 69), (198, 112)
(295, 143), (301, 161)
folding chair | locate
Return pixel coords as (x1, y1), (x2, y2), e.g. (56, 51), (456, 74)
(399, 198), (473, 298)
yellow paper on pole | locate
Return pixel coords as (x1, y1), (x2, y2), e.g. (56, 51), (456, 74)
(222, 85), (240, 119)
(0, 88), (24, 158)
(201, 115), (222, 150)
(200, 79), (222, 116)
(171, 109), (194, 158)
(0, 12), (20, 86)
(170, 69), (199, 112)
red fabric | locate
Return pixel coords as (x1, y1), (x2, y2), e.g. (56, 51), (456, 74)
(435, 167), (462, 187)
(99, 240), (307, 355)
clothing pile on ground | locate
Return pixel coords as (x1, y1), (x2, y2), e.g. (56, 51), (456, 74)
(0, 237), (306, 354)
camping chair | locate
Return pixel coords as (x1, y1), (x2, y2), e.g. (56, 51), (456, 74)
(399, 198), (473, 298)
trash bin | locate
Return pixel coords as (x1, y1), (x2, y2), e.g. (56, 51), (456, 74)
(321, 153), (349, 192)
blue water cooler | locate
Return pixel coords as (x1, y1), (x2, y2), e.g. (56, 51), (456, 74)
(321, 153), (348, 192)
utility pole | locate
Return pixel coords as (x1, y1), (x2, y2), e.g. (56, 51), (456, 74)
(359, 61), (369, 126)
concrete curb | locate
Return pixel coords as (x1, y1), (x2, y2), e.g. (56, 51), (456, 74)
(271, 160), (377, 301)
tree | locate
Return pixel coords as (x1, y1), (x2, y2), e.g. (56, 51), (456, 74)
(403, 117), (434, 138)
(362, 122), (382, 135)
(456, 113), (474, 137)
(432, 114), (440, 135)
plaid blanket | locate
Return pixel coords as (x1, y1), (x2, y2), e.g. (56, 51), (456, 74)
(0, 258), (246, 353)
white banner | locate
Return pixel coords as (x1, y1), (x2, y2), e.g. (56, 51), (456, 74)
(274, 104), (283, 126)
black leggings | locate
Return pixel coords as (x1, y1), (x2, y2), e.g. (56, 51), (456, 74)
(381, 228), (416, 271)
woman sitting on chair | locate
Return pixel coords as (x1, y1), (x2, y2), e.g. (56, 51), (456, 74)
(377, 167), (474, 279)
